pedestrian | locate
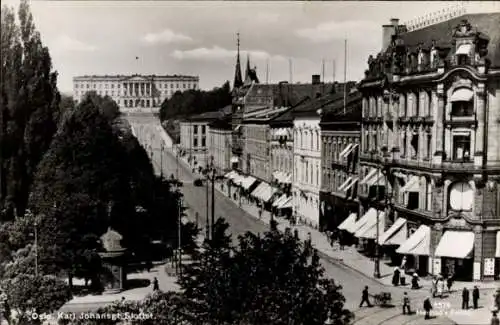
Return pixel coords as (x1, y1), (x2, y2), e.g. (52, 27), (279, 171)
(492, 311), (500, 325)
(325, 230), (333, 246)
(462, 287), (470, 310)
(359, 286), (372, 308)
(338, 231), (344, 250)
(400, 256), (407, 270)
(392, 267), (400, 287)
(402, 292), (411, 314)
(446, 275), (453, 293)
(411, 273), (420, 289)
(423, 297), (432, 320)
(472, 286), (479, 309)
(153, 277), (159, 291)
(258, 208), (262, 219)
(436, 278), (443, 298)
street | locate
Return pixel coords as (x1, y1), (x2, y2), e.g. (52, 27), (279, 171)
(127, 116), (466, 324)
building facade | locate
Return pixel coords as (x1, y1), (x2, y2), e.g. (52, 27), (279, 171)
(269, 110), (294, 188)
(358, 14), (500, 281)
(208, 115), (233, 176)
(320, 91), (362, 232)
(292, 101), (323, 229)
(180, 111), (225, 172)
(73, 74), (199, 114)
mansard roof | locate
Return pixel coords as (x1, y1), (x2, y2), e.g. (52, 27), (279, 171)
(320, 91), (362, 125)
(399, 13), (500, 66)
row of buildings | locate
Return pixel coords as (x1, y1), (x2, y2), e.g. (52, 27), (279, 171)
(178, 12), (500, 282)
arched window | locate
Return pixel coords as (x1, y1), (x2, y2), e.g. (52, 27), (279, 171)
(449, 182), (473, 211)
(450, 88), (474, 117)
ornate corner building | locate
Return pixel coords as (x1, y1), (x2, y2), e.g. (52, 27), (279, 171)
(358, 13), (500, 281)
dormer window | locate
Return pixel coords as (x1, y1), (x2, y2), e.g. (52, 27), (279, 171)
(450, 88), (474, 117)
(455, 43), (473, 65)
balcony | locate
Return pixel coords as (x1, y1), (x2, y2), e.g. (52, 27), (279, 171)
(393, 203), (436, 220)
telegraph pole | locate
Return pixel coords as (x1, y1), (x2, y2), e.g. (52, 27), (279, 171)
(374, 167), (381, 279)
(177, 193), (183, 276)
(205, 170), (210, 240)
(211, 169), (215, 239)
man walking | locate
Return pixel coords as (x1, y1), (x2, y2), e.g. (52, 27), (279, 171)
(359, 286), (372, 308)
(462, 287), (470, 310)
(472, 286), (480, 309)
(153, 277), (159, 291)
(402, 292), (411, 314)
(423, 297), (432, 320)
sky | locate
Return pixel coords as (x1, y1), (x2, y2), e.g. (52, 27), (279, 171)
(3, 1), (499, 94)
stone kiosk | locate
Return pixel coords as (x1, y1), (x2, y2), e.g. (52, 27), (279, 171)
(99, 228), (127, 293)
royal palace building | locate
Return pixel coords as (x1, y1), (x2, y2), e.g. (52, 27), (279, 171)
(73, 74), (199, 114)
(358, 13), (500, 281)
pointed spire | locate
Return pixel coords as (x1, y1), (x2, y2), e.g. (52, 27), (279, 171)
(245, 53), (251, 81)
(233, 32), (243, 89)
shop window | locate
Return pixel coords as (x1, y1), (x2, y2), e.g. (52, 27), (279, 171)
(407, 192), (419, 210)
(449, 182), (473, 211)
(452, 133), (471, 161)
(451, 101), (474, 117)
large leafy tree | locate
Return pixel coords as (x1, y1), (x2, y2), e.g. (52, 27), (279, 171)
(179, 219), (353, 325)
(159, 81), (231, 121)
(0, 1), (62, 220)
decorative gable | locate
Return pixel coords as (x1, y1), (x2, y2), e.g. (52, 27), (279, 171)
(101, 228), (124, 252)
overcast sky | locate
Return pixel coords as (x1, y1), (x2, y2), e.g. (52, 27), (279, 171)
(3, 1), (499, 94)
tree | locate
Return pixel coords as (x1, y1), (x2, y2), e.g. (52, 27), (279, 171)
(0, 1), (62, 219)
(159, 81), (231, 121)
(179, 219), (353, 325)
(0, 244), (72, 324)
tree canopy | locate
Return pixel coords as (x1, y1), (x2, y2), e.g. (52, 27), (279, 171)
(0, 0), (62, 220)
(77, 218), (353, 325)
(159, 81), (231, 121)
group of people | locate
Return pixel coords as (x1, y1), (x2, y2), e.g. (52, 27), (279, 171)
(391, 267), (420, 289)
(324, 229), (345, 250)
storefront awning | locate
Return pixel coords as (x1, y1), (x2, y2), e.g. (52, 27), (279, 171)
(339, 177), (353, 192)
(251, 182), (276, 202)
(339, 144), (353, 159)
(434, 231), (474, 259)
(272, 194), (287, 207)
(455, 44), (472, 56)
(351, 208), (376, 234)
(496, 232), (500, 258)
(400, 176), (420, 193)
(379, 218), (407, 246)
(230, 157), (239, 164)
(225, 170), (237, 179)
(240, 176), (257, 190)
(355, 211), (385, 239)
(360, 168), (378, 185)
(396, 225), (431, 256)
(278, 197), (292, 209)
(450, 88), (473, 102)
(337, 213), (357, 231)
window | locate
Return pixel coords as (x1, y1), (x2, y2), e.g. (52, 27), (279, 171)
(411, 132), (419, 158)
(193, 125), (198, 134)
(176, 84), (179, 89)
(201, 125), (206, 134)
(457, 54), (468, 65)
(202, 137), (206, 147)
(426, 181), (432, 210)
(118, 84), (120, 89)
(183, 84), (186, 89)
(451, 102), (474, 117)
(452, 133), (471, 161)
(449, 182), (473, 211)
(87, 84), (90, 89)
(401, 132), (407, 157)
(193, 138), (198, 147)
(193, 84), (197, 90)
(171, 84), (174, 88)
(426, 132), (432, 160)
(93, 84), (96, 89)
(111, 84), (114, 89)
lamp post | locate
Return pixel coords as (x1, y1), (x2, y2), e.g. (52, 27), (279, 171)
(211, 168), (215, 239)
(160, 142), (164, 179)
(34, 218), (38, 277)
(177, 190), (183, 276)
(373, 165), (381, 279)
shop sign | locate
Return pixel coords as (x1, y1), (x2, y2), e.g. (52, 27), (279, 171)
(473, 262), (481, 280)
(484, 258), (495, 276)
(433, 258), (441, 275)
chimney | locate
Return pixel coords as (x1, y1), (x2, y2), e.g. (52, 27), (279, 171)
(312, 74), (321, 85)
(382, 18), (399, 51)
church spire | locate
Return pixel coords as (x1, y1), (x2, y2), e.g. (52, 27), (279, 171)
(244, 53), (251, 81)
(233, 33), (243, 89)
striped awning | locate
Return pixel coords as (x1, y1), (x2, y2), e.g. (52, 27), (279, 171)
(240, 176), (257, 190)
(251, 182), (276, 202)
(278, 197), (292, 209)
(272, 194), (288, 207)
